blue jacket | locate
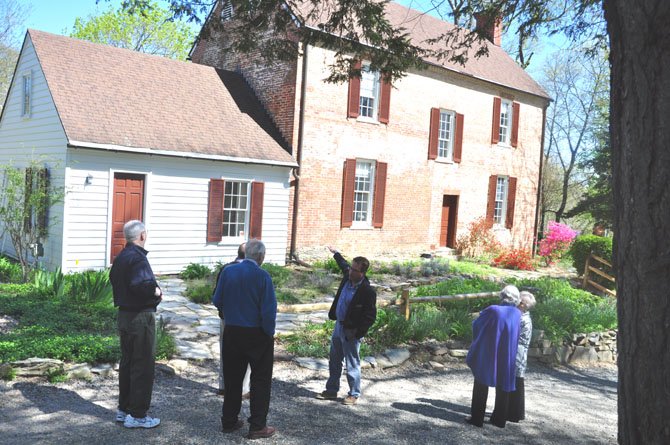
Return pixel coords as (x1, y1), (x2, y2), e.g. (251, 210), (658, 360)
(110, 243), (160, 312)
(466, 304), (521, 391)
(212, 259), (277, 336)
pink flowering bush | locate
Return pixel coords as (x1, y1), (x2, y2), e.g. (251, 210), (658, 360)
(538, 221), (579, 265)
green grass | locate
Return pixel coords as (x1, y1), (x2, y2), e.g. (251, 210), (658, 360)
(283, 276), (618, 357)
(184, 278), (215, 304)
(0, 282), (175, 364)
(449, 260), (501, 277)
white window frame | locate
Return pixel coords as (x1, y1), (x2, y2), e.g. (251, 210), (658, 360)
(220, 0), (234, 21)
(498, 99), (512, 145)
(493, 176), (509, 225)
(358, 63), (380, 121)
(437, 110), (455, 161)
(21, 71), (32, 118)
(352, 159), (376, 228)
(222, 180), (251, 240)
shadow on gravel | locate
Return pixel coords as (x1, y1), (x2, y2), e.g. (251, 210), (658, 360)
(13, 382), (111, 420)
(391, 398), (469, 422)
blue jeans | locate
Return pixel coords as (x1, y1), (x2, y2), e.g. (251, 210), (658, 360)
(326, 322), (361, 397)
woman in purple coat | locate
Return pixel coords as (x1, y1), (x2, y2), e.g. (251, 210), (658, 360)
(465, 285), (521, 428)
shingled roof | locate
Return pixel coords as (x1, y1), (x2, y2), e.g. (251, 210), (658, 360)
(297, 1), (549, 99)
(27, 29), (296, 166)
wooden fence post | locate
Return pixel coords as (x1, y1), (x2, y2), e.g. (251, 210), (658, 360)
(402, 289), (410, 320)
(582, 253), (591, 289)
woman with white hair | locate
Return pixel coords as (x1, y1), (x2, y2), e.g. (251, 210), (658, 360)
(507, 291), (536, 422)
(465, 285), (521, 428)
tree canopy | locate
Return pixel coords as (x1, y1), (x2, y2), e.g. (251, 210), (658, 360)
(75, 1), (196, 60)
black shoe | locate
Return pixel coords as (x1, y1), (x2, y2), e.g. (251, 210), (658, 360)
(489, 417), (506, 428)
(316, 391), (337, 400)
(217, 388), (225, 396)
(465, 416), (483, 427)
(247, 426), (276, 439)
(221, 419), (244, 433)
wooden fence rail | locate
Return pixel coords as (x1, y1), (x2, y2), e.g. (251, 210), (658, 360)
(400, 289), (499, 320)
(582, 253), (616, 297)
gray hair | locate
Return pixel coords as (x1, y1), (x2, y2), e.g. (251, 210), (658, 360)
(499, 285), (521, 306)
(519, 291), (537, 311)
(123, 220), (146, 242)
(245, 239), (265, 262)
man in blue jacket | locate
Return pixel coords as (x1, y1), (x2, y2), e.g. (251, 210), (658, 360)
(212, 239), (277, 440)
(109, 220), (162, 429)
(316, 246), (377, 406)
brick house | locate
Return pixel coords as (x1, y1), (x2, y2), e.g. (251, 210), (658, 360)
(190, 1), (550, 260)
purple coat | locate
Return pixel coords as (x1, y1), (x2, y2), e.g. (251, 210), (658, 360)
(466, 305), (521, 392)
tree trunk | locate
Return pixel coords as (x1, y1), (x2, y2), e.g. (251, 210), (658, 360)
(603, 1), (670, 443)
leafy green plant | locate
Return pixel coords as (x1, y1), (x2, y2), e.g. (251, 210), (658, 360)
(184, 279), (214, 304)
(313, 258), (340, 274)
(156, 315), (176, 360)
(47, 367), (68, 383)
(305, 271), (336, 293)
(0, 365), (16, 381)
(262, 263), (291, 287)
(420, 259), (450, 277)
(180, 263), (211, 280)
(0, 256), (22, 283)
(276, 290), (301, 304)
(449, 260), (501, 277)
(569, 234), (613, 277)
(282, 320), (334, 357)
(33, 267), (66, 298)
(66, 270), (113, 305)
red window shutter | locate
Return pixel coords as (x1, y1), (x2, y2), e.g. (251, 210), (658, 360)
(341, 159), (356, 228)
(347, 61), (362, 118)
(428, 108), (440, 160)
(249, 181), (264, 239)
(511, 101), (520, 147)
(372, 162), (387, 228)
(207, 179), (224, 242)
(491, 97), (501, 144)
(454, 113), (464, 163)
(505, 177), (517, 229)
(378, 79), (391, 124)
(485, 175), (497, 227)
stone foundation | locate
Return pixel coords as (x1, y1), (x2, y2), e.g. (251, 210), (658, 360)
(528, 329), (617, 365)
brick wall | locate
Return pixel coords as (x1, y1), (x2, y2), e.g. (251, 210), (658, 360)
(190, 2), (299, 147)
(292, 45), (545, 258)
(190, 6), (546, 260)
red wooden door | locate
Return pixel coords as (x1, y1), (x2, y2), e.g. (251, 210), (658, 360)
(111, 173), (145, 263)
(440, 195), (459, 248)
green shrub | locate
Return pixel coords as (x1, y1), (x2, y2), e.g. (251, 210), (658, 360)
(414, 277), (501, 299)
(305, 271), (336, 293)
(184, 279), (214, 304)
(419, 259), (450, 277)
(47, 367), (68, 383)
(276, 290), (301, 304)
(181, 263), (211, 280)
(0, 365), (16, 381)
(449, 260), (500, 277)
(262, 263), (291, 287)
(569, 235), (613, 277)
(283, 320), (334, 357)
(66, 270), (113, 306)
(33, 267), (66, 298)
(0, 257), (22, 283)
(156, 316), (176, 360)
(313, 258), (340, 274)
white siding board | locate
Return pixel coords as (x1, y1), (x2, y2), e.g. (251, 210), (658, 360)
(0, 36), (67, 271)
(65, 148), (291, 274)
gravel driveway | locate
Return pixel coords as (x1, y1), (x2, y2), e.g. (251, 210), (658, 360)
(0, 357), (617, 445)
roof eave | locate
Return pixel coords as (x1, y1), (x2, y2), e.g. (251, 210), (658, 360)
(67, 140), (298, 168)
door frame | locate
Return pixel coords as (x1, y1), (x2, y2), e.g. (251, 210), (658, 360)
(440, 194), (459, 248)
(106, 169), (150, 267)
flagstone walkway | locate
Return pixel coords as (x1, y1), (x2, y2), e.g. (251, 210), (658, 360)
(157, 277), (329, 361)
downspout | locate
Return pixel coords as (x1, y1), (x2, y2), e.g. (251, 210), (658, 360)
(533, 101), (549, 256)
(289, 42), (308, 263)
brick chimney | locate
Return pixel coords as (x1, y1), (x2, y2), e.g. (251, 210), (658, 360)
(474, 12), (502, 46)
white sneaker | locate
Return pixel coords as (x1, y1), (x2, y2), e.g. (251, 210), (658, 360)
(123, 415), (161, 429)
(115, 410), (127, 422)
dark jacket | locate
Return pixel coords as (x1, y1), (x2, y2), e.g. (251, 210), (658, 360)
(328, 252), (377, 339)
(110, 243), (161, 312)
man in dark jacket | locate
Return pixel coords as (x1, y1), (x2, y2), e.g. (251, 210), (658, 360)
(109, 220), (162, 429)
(316, 246), (376, 405)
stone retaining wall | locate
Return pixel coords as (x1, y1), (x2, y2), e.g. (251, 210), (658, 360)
(528, 329), (617, 365)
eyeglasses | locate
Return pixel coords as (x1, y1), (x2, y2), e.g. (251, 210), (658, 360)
(350, 267), (364, 273)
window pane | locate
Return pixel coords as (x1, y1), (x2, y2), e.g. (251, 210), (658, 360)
(438, 111), (453, 159)
(358, 65), (379, 119)
(353, 161), (374, 223)
(494, 177), (508, 224)
(223, 180), (248, 237)
(499, 101), (510, 144)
